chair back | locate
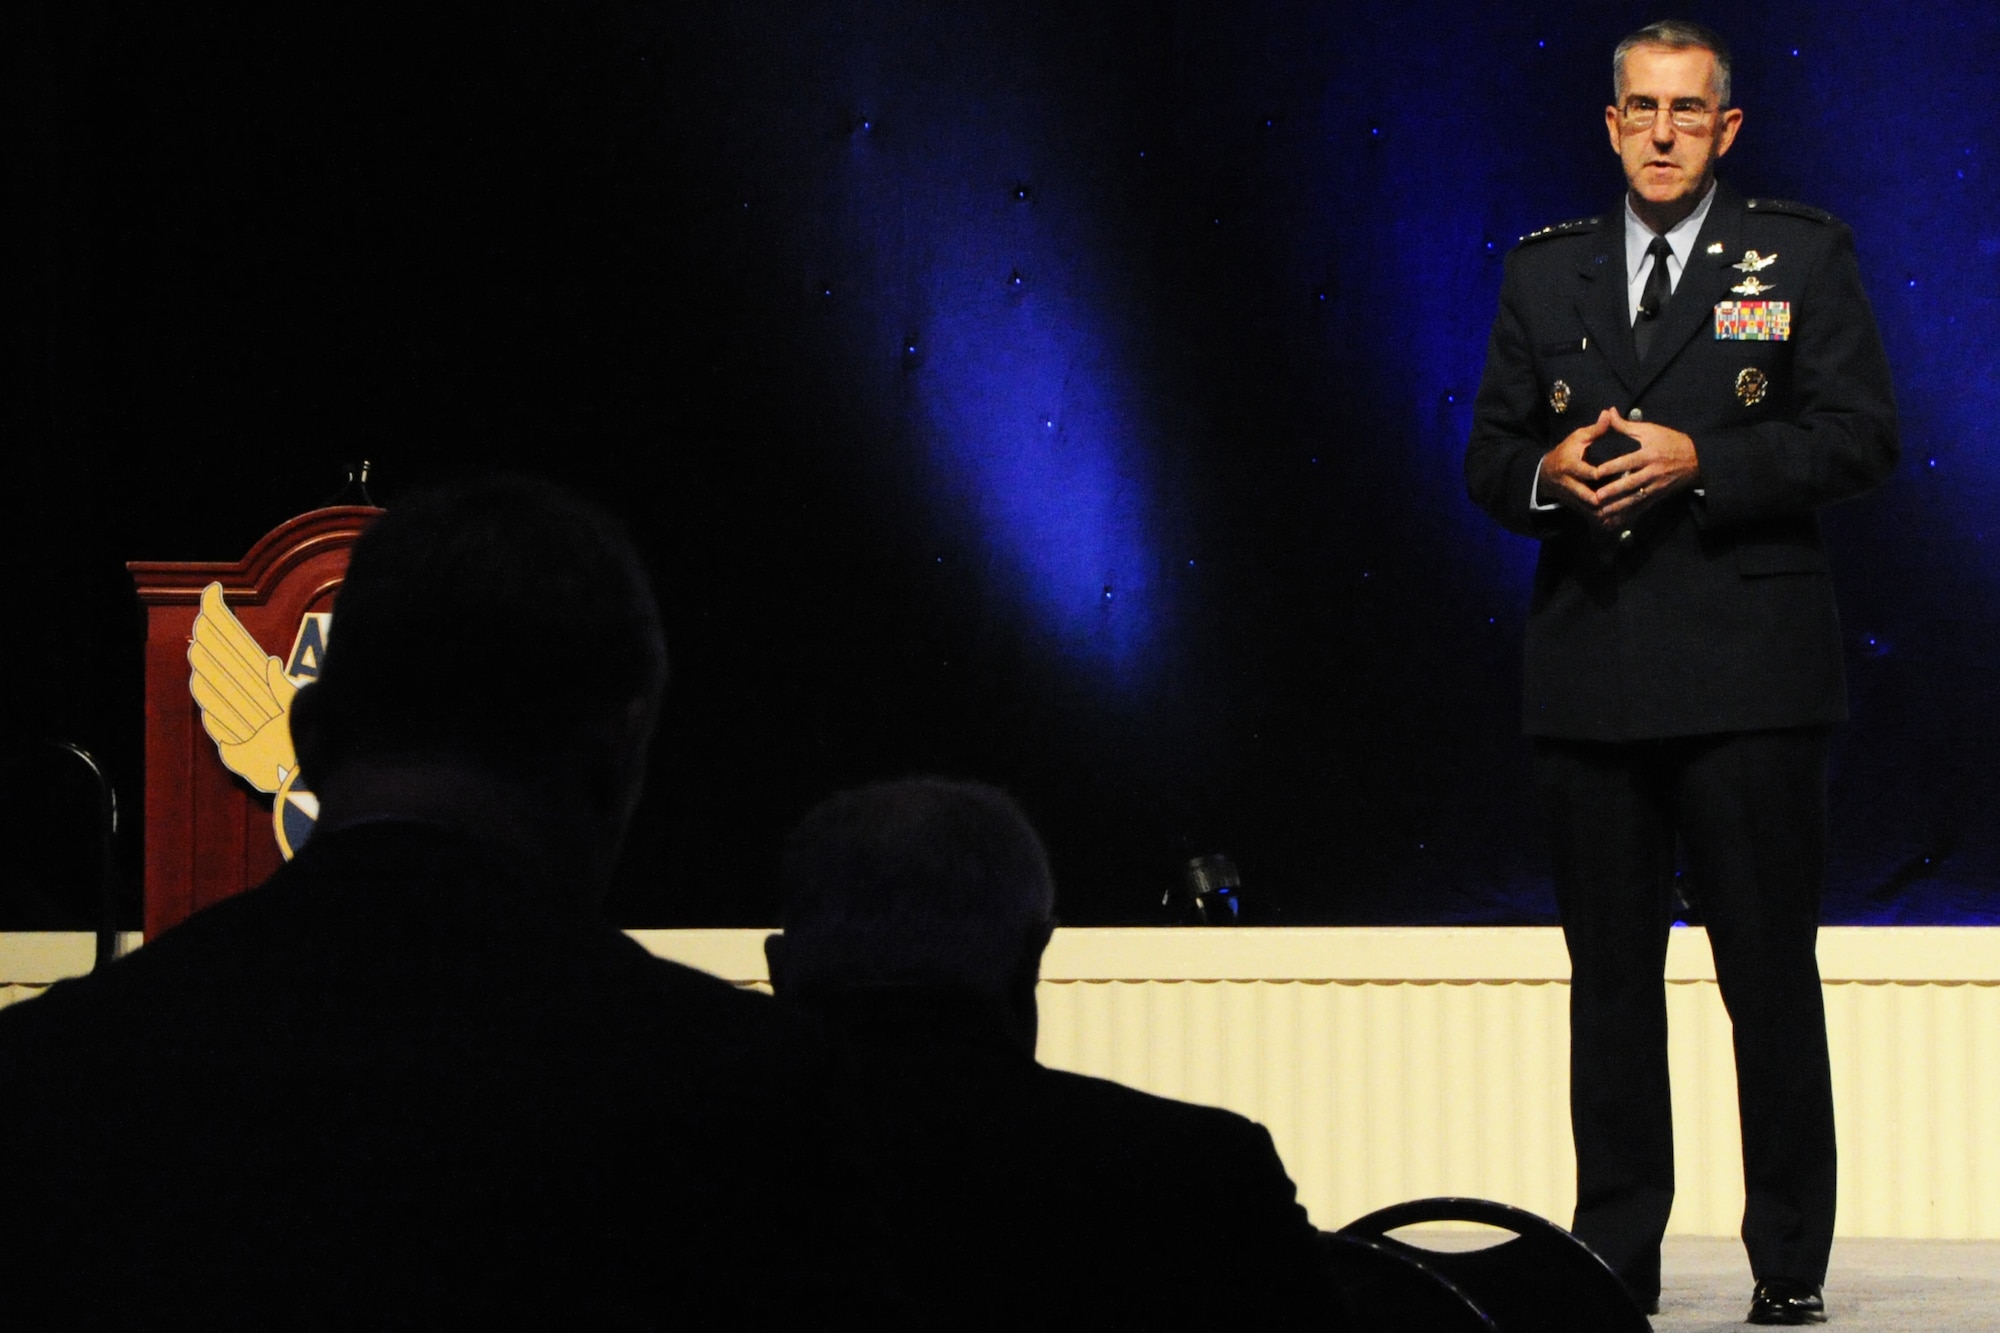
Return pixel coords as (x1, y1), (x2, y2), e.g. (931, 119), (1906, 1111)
(1322, 1230), (1497, 1332)
(0, 741), (121, 967)
(1338, 1196), (1652, 1332)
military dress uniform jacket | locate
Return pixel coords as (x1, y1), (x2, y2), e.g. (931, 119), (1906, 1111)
(1465, 182), (1898, 740)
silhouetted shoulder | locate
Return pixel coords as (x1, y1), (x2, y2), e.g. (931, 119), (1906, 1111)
(1028, 1062), (1304, 1206)
(0, 825), (892, 1329)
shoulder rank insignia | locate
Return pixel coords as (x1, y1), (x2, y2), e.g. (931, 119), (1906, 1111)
(1733, 250), (1778, 272)
(1731, 276), (1777, 297)
(1517, 215), (1601, 247)
(1744, 198), (1839, 226)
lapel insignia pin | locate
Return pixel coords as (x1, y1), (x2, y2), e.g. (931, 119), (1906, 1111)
(1549, 379), (1572, 414)
(1731, 275), (1777, 297)
(1706, 241), (1725, 254)
(1733, 249), (1778, 272)
(1735, 367), (1769, 406)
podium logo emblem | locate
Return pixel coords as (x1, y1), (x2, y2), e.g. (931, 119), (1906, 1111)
(187, 582), (330, 858)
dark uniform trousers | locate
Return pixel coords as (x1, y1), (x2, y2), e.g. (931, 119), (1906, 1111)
(1534, 728), (1837, 1298)
(1466, 181), (1897, 1303)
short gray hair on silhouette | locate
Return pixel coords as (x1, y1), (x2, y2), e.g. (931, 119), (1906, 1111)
(1613, 19), (1734, 108)
(778, 778), (1056, 999)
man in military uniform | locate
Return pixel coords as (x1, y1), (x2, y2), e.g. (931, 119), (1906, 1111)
(1465, 20), (1897, 1325)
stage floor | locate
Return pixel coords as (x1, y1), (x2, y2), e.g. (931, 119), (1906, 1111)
(1650, 1237), (2000, 1332)
(1404, 1231), (2000, 1330)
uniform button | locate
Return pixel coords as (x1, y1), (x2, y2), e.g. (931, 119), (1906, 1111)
(1628, 408), (1645, 421)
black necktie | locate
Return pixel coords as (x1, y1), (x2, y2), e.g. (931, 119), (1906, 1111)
(1633, 235), (1673, 361)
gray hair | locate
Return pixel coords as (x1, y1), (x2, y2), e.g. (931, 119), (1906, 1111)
(1613, 20), (1734, 108)
(778, 777), (1056, 999)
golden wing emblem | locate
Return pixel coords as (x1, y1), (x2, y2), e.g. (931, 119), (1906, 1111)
(188, 582), (298, 794)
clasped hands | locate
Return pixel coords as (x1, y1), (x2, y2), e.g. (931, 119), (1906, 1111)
(1540, 408), (1701, 530)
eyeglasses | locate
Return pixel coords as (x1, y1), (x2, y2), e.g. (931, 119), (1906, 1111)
(1617, 97), (1721, 135)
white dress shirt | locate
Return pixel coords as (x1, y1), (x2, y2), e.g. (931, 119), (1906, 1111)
(1529, 182), (1718, 510)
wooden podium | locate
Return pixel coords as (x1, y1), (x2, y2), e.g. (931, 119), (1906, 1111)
(129, 506), (381, 938)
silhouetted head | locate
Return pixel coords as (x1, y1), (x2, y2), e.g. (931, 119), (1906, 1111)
(291, 475), (667, 889)
(769, 778), (1057, 1050)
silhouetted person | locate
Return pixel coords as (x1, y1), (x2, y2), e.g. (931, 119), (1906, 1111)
(0, 476), (900, 1328)
(768, 777), (1345, 1330)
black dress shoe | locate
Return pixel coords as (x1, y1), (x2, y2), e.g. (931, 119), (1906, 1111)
(1748, 1279), (1826, 1324)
